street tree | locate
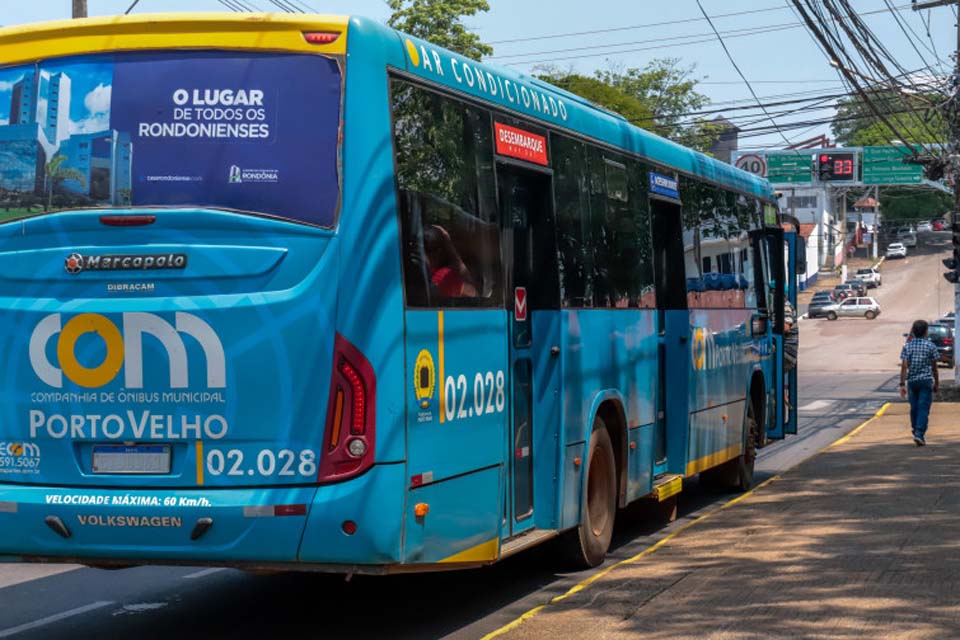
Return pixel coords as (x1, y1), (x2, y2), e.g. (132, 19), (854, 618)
(539, 60), (720, 152)
(387, 0), (492, 60)
(533, 71), (654, 129)
(598, 59), (720, 151)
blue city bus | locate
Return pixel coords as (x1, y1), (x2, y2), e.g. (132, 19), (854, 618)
(0, 13), (799, 572)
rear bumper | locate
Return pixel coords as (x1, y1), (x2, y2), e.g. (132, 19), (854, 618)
(0, 462), (405, 569)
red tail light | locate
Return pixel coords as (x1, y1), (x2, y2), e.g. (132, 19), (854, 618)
(318, 333), (376, 483)
(303, 31), (340, 45)
(943, 338), (954, 345)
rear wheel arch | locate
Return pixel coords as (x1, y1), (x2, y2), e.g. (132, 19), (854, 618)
(593, 397), (628, 508)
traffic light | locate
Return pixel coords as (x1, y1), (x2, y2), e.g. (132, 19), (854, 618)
(816, 152), (857, 182)
(945, 221), (960, 284)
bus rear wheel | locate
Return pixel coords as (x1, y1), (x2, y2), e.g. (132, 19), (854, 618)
(561, 418), (616, 568)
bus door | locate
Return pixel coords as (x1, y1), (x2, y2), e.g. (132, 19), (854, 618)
(784, 231), (801, 435)
(649, 192), (688, 478)
(752, 227), (787, 439)
(497, 161), (562, 537)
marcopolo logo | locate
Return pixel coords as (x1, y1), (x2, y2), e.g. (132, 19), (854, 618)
(64, 253), (187, 275)
(227, 165), (279, 184)
(29, 312), (226, 389)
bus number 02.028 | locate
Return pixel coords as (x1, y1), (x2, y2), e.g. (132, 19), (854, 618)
(206, 448), (317, 478)
(444, 370), (505, 422)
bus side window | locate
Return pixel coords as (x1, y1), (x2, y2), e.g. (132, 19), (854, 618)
(552, 135), (593, 307)
(390, 80), (503, 309)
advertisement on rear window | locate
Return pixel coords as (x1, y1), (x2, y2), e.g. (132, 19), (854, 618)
(0, 52), (341, 226)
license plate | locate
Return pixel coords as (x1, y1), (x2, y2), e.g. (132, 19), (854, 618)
(92, 445), (171, 474)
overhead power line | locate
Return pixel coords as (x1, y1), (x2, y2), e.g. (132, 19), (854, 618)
(493, 4), (915, 67)
(695, 0), (796, 148)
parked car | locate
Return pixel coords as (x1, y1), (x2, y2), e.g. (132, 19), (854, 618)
(822, 296), (881, 321)
(904, 322), (954, 368)
(855, 267), (882, 288)
(896, 229), (918, 247)
(847, 279), (868, 296)
(833, 283), (857, 300)
(928, 323), (955, 368)
(808, 291), (838, 318)
(932, 218), (947, 231)
(886, 242), (907, 259)
(941, 311), (955, 328)
(917, 221), (933, 232)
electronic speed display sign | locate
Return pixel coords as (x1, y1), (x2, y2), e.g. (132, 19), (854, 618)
(816, 152), (857, 182)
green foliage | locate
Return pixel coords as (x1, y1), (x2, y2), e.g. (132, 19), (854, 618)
(387, 0), (492, 60)
(832, 90), (947, 147)
(598, 59), (719, 151)
(832, 90), (950, 220)
(538, 59), (719, 152)
(534, 71), (654, 129)
(877, 188), (951, 222)
(44, 154), (87, 211)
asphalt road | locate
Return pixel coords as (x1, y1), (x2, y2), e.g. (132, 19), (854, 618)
(0, 233), (952, 640)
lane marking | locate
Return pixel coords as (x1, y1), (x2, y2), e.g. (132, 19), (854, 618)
(0, 601), (113, 638)
(799, 400), (832, 411)
(481, 402), (892, 640)
(182, 567), (227, 580)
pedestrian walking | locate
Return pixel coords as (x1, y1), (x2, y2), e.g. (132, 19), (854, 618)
(899, 319), (940, 446)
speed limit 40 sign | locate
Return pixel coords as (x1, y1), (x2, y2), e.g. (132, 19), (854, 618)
(735, 154), (767, 177)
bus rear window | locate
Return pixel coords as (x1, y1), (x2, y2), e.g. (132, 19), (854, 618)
(0, 51), (341, 227)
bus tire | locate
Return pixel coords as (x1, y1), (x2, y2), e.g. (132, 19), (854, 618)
(561, 418), (616, 568)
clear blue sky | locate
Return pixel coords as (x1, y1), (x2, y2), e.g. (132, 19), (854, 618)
(3, 1), (955, 149)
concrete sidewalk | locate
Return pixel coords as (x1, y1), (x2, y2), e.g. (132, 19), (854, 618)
(500, 403), (960, 640)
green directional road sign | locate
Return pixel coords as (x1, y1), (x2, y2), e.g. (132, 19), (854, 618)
(862, 146), (923, 185)
(766, 153), (812, 183)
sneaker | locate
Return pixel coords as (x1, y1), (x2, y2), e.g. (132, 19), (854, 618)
(914, 435), (925, 446)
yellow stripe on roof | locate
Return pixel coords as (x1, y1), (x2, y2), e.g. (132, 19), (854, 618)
(0, 13), (348, 66)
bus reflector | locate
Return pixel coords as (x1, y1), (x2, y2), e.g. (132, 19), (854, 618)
(303, 32), (340, 45)
(99, 215), (156, 226)
(342, 520), (357, 535)
(414, 503), (429, 517)
(319, 333), (377, 483)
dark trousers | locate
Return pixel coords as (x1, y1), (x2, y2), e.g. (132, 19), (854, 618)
(908, 378), (934, 437)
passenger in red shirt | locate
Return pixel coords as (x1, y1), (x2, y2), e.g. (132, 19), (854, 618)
(423, 225), (479, 298)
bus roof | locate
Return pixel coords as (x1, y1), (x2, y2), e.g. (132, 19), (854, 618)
(0, 12), (773, 200)
(0, 12), (349, 63)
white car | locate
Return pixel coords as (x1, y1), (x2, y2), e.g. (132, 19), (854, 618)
(821, 296), (881, 320)
(886, 242), (907, 259)
(896, 230), (918, 247)
(855, 267), (882, 287)
(917, 222), (933, 232)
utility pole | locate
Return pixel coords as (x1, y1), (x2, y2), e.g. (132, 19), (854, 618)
(72, 0), (87, 18)
(914, 0), (960, 382)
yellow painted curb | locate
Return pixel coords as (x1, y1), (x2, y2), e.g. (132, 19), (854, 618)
(480, 402), (892, 640)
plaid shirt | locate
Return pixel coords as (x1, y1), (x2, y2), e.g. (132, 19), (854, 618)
(900, 338), (939, 383)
